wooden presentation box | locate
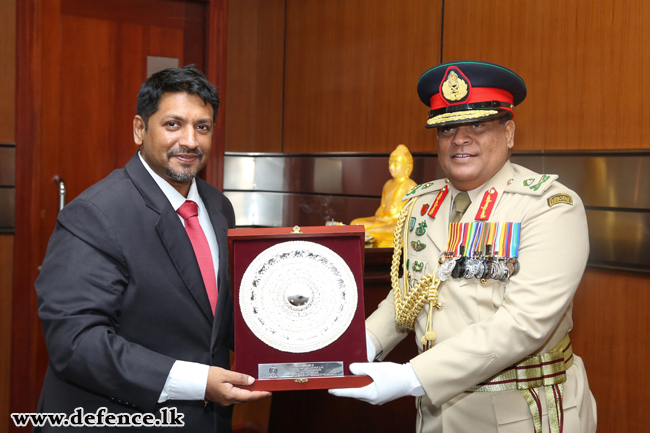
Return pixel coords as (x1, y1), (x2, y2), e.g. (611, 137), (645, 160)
(228, 225), (373, 391)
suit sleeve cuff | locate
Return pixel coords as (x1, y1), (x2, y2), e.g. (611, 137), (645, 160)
(158, 361), (210, 402)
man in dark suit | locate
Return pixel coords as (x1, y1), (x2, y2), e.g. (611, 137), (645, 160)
(34, 66), (270, 432)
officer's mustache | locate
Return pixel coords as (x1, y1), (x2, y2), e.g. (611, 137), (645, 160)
(167, 147), (204, 160)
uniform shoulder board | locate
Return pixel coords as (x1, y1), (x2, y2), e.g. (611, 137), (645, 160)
(402, 179), (448, 201)
(505, 164), (558, 196)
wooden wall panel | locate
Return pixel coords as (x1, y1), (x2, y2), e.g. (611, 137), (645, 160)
(571, 268), (650, 432)
(182, 2), (206, 72)
(0, 1), (15, 432)
(232, 398), (272, 432)
(147, 25), (185, 59)
(0, 235), (13, 433)
(225, 0), (285, 153)
(283, 0), (441, 153)
(442, 0), (650, 151)
(0, 0), (15, 143)
(56, 16), (123, 192)
(61, 0), (186, 29)
(114, 22), (148, 167)
(202, 0), (228, 190)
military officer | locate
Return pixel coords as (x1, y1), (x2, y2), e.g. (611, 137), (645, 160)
(330, 61), (597, 433)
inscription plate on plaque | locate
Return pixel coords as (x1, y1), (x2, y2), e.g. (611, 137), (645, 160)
(258, 362), (344, 379)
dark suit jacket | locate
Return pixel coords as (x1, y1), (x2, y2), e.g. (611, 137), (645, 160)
(35, 153), (236, 432)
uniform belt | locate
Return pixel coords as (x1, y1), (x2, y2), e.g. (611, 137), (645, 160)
(468, 333), (573, 433)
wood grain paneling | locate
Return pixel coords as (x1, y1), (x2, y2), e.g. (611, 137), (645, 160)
(0, 0), (15, 143)
(61, 0), (186, 29)
(232, 398), (272, 433)
(283, 0), (441, 153)
(225, 0), (285, 153)
(183, 2), (207, 71)
(0, 235), (13, 433)
(442, 0), (650, 151)
(147, 25), (185, 60)
(202, 0), (228, 190)
(12, 0), (44, 422)
(571, 267), (650, 432)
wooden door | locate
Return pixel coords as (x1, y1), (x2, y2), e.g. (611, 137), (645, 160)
(12, 0), (227, 424)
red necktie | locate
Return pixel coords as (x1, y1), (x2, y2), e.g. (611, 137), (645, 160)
(177, 200), (218, 314)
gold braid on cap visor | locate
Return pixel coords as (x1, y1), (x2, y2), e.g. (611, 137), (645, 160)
(427, 109), (499, 127)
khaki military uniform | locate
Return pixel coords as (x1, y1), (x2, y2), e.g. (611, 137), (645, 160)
(366, 161), (597, 433)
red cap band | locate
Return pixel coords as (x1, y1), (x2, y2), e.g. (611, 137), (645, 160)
(430, 87), (514, 110)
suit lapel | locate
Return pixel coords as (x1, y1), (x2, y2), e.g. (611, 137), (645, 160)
(125, 153), (213, 324)
(155, 210), (214, 323)
(197, 180), (231, 348)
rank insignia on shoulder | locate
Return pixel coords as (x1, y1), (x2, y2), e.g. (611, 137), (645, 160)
(409, 217), (417, 232)
(524, 175), (551, 191)
(403, 179), (448, 201)
(506, 173), (558, 196)
(416, 221), (428, 236)
(548, 193), (573, 207)
(406, 184), (422, 197)
(411, 240), (427, 252)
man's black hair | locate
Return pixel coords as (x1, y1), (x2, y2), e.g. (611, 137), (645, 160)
(136, 65), (219, 131)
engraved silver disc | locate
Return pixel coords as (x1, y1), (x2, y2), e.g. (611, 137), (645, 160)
(240, 240), (358, 353)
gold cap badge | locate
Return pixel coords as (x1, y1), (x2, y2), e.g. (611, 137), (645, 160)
(441, 69), (469, 103)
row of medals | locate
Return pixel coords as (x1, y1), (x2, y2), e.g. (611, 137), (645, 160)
(438, 251), (520, 282)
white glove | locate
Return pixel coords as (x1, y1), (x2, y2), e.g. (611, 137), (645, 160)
(328, 362), (425, 405)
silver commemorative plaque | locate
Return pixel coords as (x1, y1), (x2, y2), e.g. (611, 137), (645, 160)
(258, 362), (344, 379)
(239, 240), (358, 353)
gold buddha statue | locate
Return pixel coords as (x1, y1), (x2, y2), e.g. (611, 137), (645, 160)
(351, 144), (417, 248)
